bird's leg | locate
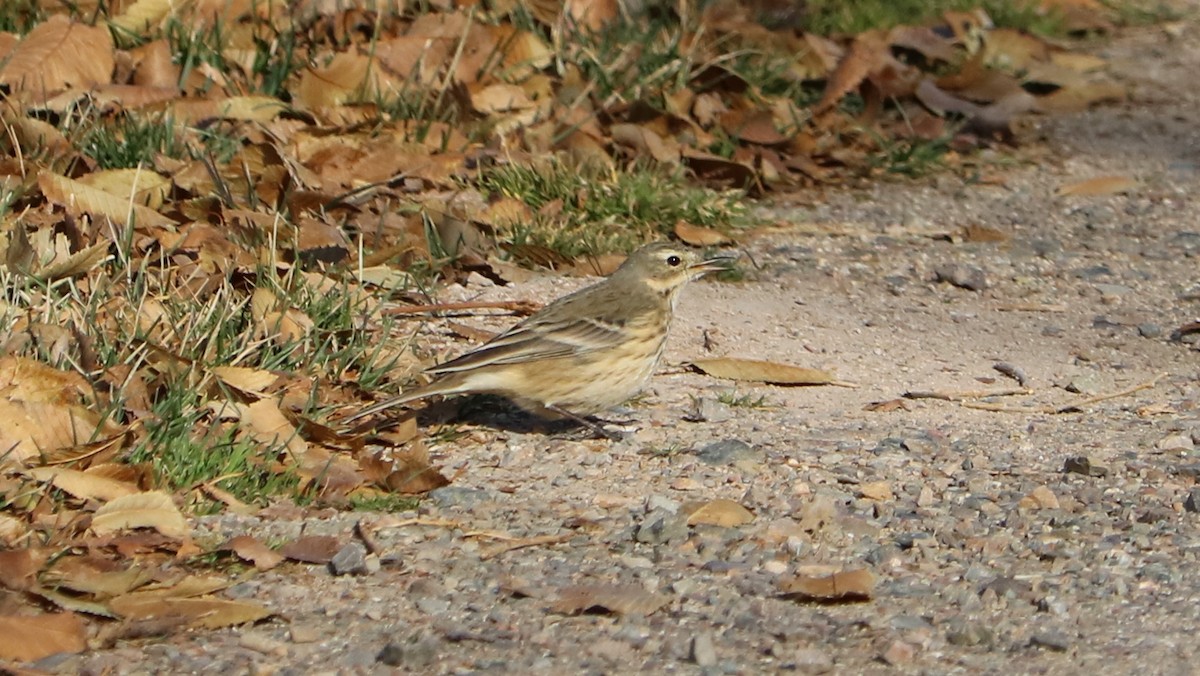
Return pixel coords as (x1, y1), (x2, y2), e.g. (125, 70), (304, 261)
(544, 405), (626, 441)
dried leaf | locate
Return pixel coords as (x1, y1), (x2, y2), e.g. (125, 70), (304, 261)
(0, 16), (114, 96)
(863, 399), (910, 412)
(0, 612), (87, 662)
(674, 221), (732, 246)
(1055, 175), (1137, 197)
(212, 366), (279, 396)
(38, 171), (174, 230)
(222, 535), (284, 571)
(25, 467), (139, 502)
(779, 568), (875, 603)
(42, 556), (153, 598)
(279, 535), (342, 564)
(691, 358), (835, 385)
(0, 548), (47, 592)
(550, 584), (670, 616)
(90, 491), (187, 539)
(683, 499), (755, 527)
(107, 596), (273, 629)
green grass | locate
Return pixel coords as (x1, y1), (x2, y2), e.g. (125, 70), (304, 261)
(0, 0), (44, 34)
(1103, 0), (1187, 26)
(716, 390), (770, 409)
(79, 113), (187, 170)
(475, 159), (751, 258)
(800, 0), (1064, 36)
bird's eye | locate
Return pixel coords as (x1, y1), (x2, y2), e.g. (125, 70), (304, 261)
(666, 255), (682, 267)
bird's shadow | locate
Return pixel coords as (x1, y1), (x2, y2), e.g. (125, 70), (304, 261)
(397, 396), (616, 440)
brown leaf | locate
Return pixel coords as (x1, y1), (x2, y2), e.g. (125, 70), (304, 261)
(779, 568), (875, 603)
(385, 442), (451, 494)
(816, 30), (887, 115)
(0, 356), (123, 465)
(107, 596), (273, 629)
(1055, 175), (1137, 197)
(0, 16), (114, 97)
(863, 399), (910, 412)
(674, 221), (732, 247)
(683, 499), (755, 527)
(0, 612), (87, 662)
(0, 548), (47, 592)
(222, 536), (284, 571)
(691, 358), (835, 385)
(958, 224), (1009, 243)
(38, 171), (175, 230)
(90, 491), (188, 539)
(42, 555), (153, 598)
(211, 366), (279, 396)
(550, 584), (670, 616)
(25, 467), (139, 503)
(279, 535), (342, 564)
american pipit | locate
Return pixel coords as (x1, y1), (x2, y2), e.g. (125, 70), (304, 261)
(342, 242), (734, 433)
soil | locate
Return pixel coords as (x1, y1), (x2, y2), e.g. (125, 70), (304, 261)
(63, 11), (1200, 676)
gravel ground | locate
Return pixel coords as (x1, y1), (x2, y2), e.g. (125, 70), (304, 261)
(63, 13), (1200, 676)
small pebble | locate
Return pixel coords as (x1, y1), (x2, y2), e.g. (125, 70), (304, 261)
(690, 633), (717, 667)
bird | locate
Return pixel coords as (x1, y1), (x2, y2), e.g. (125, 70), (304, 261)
(340, 242), (735, 435)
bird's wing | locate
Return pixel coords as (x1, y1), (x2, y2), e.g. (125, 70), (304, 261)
(428, 315), (626, 374)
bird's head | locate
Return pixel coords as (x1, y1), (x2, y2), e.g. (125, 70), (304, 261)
(613, 242), (736, 294)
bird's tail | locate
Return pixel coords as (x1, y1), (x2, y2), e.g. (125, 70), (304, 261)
(337, 379), (456, 425)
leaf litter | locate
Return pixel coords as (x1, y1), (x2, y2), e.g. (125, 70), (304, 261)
(0, 0), (1135, 658)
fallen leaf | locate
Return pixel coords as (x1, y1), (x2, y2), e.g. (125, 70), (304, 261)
(25, 467), (139, 502)
(107, 596), (273, 629)
(779, 568), (874, 603)
(674, 221), (733, 247)
(0, 612), (87, 662)
(683, 499), (755, 527)
(1055, 175), (1137, 197)
(0, 548), (47, 591)
(863, 399), (910, 412)
(279, 535), (342, 564)
(42, 556), (153, 598)
(222, 536), (284, 571)
(691, 358), (835, 385)
(90, 491), (188, 539)
(212, 366), (279, 396)
(549, 584), (670, 616)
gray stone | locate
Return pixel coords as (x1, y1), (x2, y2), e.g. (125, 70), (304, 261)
(428, 486), (492, 509)
(1094, 283), (1133, 296)
(1156, 434), (1194, 452)
(693, 439), (762, 465)
(377, 632), (440, 668)
(934, 263), (989, 291)
(1029, 631), (1071, 652)
(946, 620), (994, 647)
(1137, 323), (1163, 338)
(690, 633), (717, 667)
(329, 543), (369, 576)
(791, 647), (834, 673)
(635, 509), (689, 545)
(684, 397), (733, 423)
(1064, 373), (1103, 395)
(646, 494), (681, 514)
(1063, 456), (1108, 477)
(1184, 488), (1200, 513)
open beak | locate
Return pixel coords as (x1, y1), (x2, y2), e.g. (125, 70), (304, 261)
(688, 253), (738, 276)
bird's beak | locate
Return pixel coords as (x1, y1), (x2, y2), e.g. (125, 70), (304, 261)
(688, 253), (738, 275)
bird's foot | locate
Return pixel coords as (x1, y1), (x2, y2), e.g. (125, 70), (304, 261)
(545, 405), (633, 441)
